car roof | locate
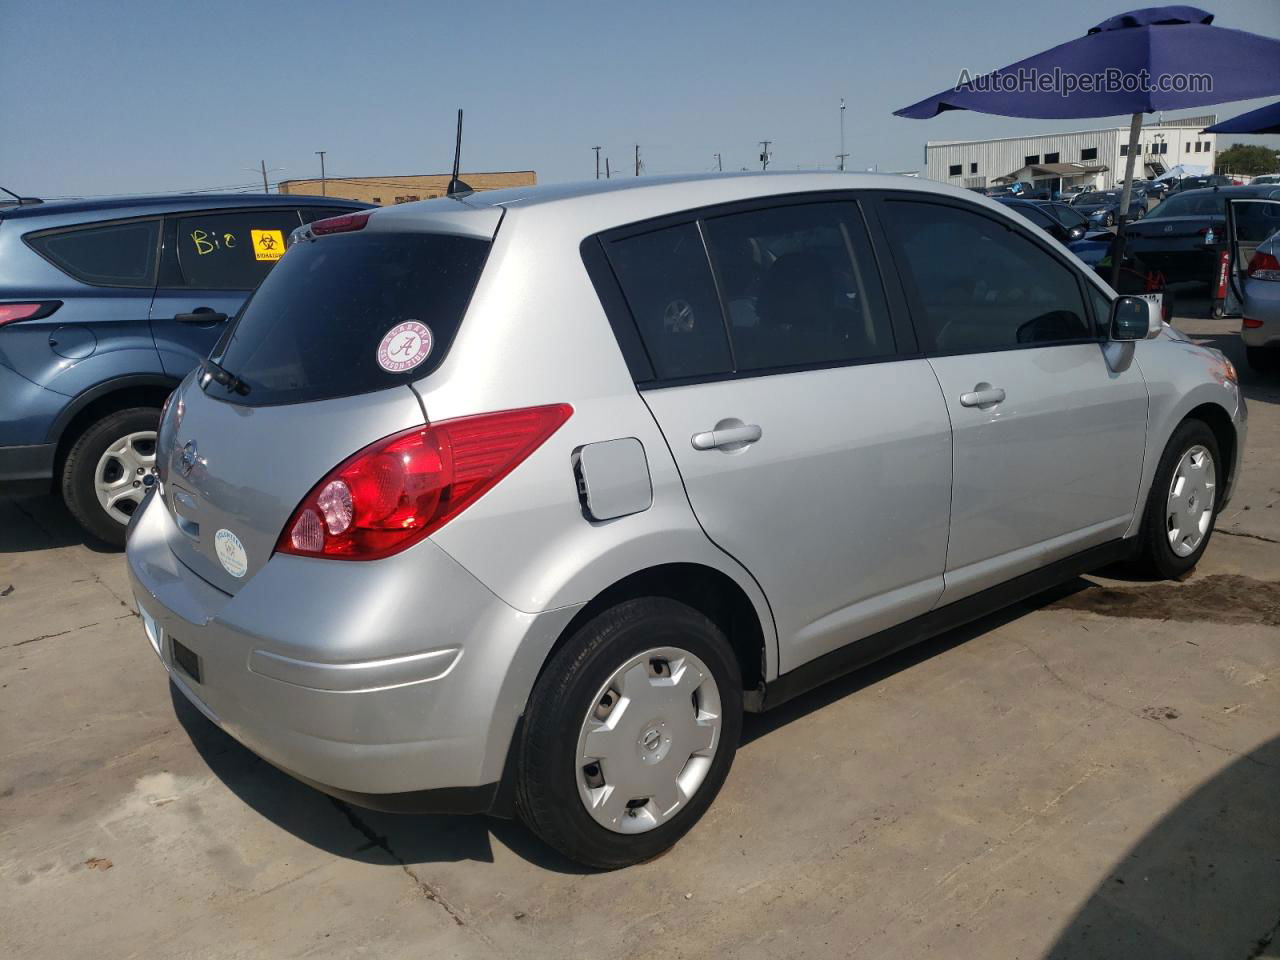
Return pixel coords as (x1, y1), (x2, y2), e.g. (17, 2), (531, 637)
(1166, 184), (1280, 199)
(0, 192), (369, 224)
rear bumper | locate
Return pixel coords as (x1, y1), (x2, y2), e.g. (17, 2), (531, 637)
(1127, 246), (1217, 285)
(0, 442), (55, 496)
(127, 489), (582, 810)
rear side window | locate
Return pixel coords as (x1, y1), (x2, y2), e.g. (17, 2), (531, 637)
(701, 201), (893, 371)
(606, 223), (732, 380)
(26, 218), (160, 287)
(172, 210), (303, 290)
(211, 232), (490, 406)
(883, 200), (1090, 353)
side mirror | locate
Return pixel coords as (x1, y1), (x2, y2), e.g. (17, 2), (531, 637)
(1109, 295), (1161, 341)
(1068, 225), (1086, 241)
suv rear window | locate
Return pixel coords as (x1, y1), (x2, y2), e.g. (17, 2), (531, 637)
(208, 231), (490, 406)
(26, 218), (160, 287)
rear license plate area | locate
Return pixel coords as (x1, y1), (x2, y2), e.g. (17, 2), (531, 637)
(171, 638), (203, 684)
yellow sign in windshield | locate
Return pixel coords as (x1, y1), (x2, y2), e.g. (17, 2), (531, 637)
(251, 229), (285, 261)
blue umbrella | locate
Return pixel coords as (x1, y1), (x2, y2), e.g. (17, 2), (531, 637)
(895, 6), (1280, 284)
(1203, 101), (1280, 135)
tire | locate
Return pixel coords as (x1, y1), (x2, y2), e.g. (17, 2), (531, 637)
(1137, 419), (1221, 579)
(1105, 212), (1115, 228)
(61, 407), (161, 547)
(516, 597), (743, 869)
(1245, 345), (1279, 373)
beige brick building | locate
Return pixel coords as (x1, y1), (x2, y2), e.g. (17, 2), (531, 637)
(278, 170), (536, 206)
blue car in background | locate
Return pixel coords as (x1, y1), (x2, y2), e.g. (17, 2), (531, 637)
(0, 192), (369, 543)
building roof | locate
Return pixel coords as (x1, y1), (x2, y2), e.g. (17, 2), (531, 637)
(927, 114), (1217, 148)
(1028, 162), (1109, 176)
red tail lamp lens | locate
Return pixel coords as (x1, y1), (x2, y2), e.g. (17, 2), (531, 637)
(277, 404), (572, 560)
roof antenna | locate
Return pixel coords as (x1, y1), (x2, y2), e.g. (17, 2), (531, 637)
(447, 110), (473, 198)
(1, 186), (42, 206)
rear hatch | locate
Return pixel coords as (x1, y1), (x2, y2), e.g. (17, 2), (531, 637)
(157, 206), (500, 594)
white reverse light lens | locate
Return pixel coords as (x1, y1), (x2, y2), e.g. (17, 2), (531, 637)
(317, 480), (354, 535)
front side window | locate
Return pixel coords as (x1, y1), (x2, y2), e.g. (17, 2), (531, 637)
(883, 200), (1091, 354)
(27, 218), (160, 287)
(172, 210), (303, 290)
(606, 223), (732, 381)
(701, 202), (893, 371)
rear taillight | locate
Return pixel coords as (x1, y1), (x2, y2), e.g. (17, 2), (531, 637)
(0, 301), (61, 326)
(310, 212), (371, 236)
(1247, 250), (1280, 281)
(277, 404), (572, 560)
(1243, 317), (1264, 329)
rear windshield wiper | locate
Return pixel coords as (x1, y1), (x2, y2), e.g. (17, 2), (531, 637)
(202, 359), (251, 396)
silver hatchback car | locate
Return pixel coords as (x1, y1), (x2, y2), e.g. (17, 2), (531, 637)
(127, 173), (1246, 868)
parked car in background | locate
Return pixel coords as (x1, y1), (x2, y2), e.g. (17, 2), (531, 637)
(1170, 174), (1233, 194)
(128, 173), (1245, 869)
(1240, 233), (1280, 371)
(1069, 188), (1143, 228)
(0, 193), (370, 543)
(1144, 179), (1172, 200)
(1127, 184), (1280, 287)
(1252, 174), (1280, 186)
(996, 198), (1112, 267)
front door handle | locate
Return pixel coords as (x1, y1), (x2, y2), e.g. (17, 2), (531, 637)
(959, 385), (1006, 408)
(175, 308), (228, 325)
(691, 423), (762, 451)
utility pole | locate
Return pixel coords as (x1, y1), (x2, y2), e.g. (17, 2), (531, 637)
(635, 144), (641, 177)
(260, 160), (270, 193)
(606, 157), (611, 179)
(315, 151), (327, 195)
(838, 98), (848, 172)
(593, 146), (602, 180)
(714, 153), (722, 172)
(759, 141), (772, 171)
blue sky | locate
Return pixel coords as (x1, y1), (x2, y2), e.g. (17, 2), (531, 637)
(4, 0), (1277, 197)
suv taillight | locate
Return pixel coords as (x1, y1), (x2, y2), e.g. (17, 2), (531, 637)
(0, 301), (61, 326)
(310, 212), (371, 235)
(1247, 250), (1280, 281)
(277, 404), (572, 560)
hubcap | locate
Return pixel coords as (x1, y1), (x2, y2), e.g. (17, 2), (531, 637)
(575, 647), (722, 835)
(94, 431), (157, 525)
(1166, 444), (1216, 557)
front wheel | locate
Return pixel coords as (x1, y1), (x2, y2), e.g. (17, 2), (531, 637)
(61, 407), (160, 547)
(1137, 419), (1220, 579)
(516, 597), (742, 869)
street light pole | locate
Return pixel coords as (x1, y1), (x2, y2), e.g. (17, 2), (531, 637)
(714, 153), (722, 172)
(759, 140), (771, 171)
(593, 146), (601, 180)
(838, 98), (847, 172)
(315, 150), (327, 196)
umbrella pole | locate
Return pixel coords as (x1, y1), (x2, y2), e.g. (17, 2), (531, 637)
(1110, 111), (1144, 289)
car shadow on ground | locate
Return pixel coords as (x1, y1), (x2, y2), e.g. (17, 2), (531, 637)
(1043, 733), (1280, 960)
(175, 579), (1096, 874)
(0, 494), (120, 554)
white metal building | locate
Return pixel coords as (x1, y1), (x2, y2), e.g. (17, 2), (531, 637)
(925, 114), (1218, 193)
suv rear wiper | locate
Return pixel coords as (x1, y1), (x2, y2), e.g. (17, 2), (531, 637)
(202, 359), (251, 396)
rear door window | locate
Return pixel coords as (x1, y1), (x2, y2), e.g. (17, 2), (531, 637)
(210, 231), (490, 405)
(605, 223), (732, 381)
(26, 218), (160, 287)
(172, 210), (303, 290)
(701, 201), (894, 371)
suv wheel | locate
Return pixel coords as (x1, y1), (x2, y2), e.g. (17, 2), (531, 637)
(516, 597), (742, 869)
(1138, 419), (1220, 579)
(62, 407), (160, 547)
(1245, 345), (1278, 373)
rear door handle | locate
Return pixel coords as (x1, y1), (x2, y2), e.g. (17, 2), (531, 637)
(960, 386), (1006, 407)
(691, 423), (762, 450)
(175, 308), (228, 325)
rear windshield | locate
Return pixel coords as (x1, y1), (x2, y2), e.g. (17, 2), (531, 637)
(1147, 193), (1224, 219)
(208, 231), (490, 406)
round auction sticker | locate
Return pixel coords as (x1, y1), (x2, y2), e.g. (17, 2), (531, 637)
(376, 321), (433, 373)
(214, 528), (248, 579)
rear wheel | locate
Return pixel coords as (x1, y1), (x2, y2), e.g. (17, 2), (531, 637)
(516, 597), (742, 869)
(1137, 419), (1220, 579)
(1245, 345), (1279, 373)
(61, 407), (160, 547)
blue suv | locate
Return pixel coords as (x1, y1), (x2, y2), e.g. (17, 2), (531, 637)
(0, 193), (369, 544)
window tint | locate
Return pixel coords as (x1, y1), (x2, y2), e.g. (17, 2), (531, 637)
(701, 202), (893, 371)
(606, 223), (732, 380)
(27, 219), (159, 287)
(173, 210), (302, 290)
(883, 200), (1091, 353)
(212, 232), (489, 406)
